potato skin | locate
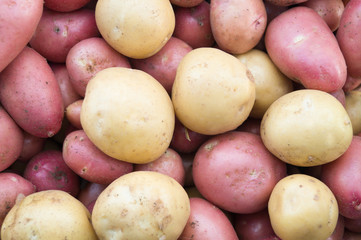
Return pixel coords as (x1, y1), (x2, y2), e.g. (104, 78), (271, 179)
(0, 47), (64, 138)
(44, 0), (91, 12)
(345, 90), (361, 135)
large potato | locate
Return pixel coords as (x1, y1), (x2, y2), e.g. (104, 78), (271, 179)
(92, 171), (190, 240)
(81, 67), (175, 164)
(95, 0), (175, 59)
(261, 89), (353, 167)
(172, 47), (256, 135)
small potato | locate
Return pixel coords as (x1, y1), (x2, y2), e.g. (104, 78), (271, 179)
(268, 174), (339, 240)
(172, 47), (256, 135)
(95, 0), (175, 59)
(235, 49), (294, 119)
(261, 89), (353, 167)
(65, 99), (83, 129)
(81, 67), (175, 164)
(92, 171), (190, 240)
(345, 90), (361, 135)
(1, 190), (97, 240)
(18, 131), (46, 163)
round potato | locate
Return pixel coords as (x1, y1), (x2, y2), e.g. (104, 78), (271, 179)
(92, 171), (190, 240)
(345, 90), (361, 135)
(95, 0), (175, 59)
(172, 47), (256, 135)
(80, 67), (175, 164)
(261, 89), (353, 167)
(268, 174), (339, 240)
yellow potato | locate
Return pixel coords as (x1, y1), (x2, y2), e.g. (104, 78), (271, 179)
(92, 171), (190, 240)
(1, 190), (97, 240)
(235, 49), (294, 119)
(95, 0), (175, 59)
(261, 89), (353, 167)
(172, 47), (256, 135)
(80, 67), (175, 164)
(345, 90), (361, 135)
(268, 174), (339, 240)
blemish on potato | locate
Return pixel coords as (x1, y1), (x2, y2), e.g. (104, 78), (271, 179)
(204, 140), (218, 151)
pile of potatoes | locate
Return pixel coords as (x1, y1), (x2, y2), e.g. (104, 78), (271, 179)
(1, 0), (361, 239)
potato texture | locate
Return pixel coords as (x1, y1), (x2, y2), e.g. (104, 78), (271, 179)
(172, 47), (256, 135)
(261, 89), (353, 167)
(95, 0), (175, 59)
(81, 67), (175, 164)
(92, 171), (190, 240)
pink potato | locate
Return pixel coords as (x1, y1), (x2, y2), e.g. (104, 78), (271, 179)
(0, 107), (24, 172)
(343, 230), (361, 240)
(23, 150), (80, 197)
(66, 37), (131, 97)
(321, 136), (361, 219)
(29, 8), (100, 63)
(0, 172), (36, 226)
(170, 0), (203, 7)
(344, 217), (361, 233)
(77, 182), (107, 209)
(44, 0), (91, 12)
(265, 6), (347, 92)
(0, 0), (43, 72)
(178, 197), (238, 240)
(18, 131), (46, 163)
(130, 37), (192, 94)
(65, 99), (83, 130)
(328, 215), (345, 240)
(264, 0), (308, 6)
(236, 117), (261, 135)
(0, 47), (64, 138)
(134, 148), (185, 186)
(173, 1), (215, 49)
(62, 130), (134, 185)
(344, 75), (361, 93)
(192, 131), (287, 214)
(336, 0), (361, 79)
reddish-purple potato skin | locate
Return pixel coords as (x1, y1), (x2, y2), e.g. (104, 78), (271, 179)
(342, 230), (361, 240)
(327, 215), (345, 240)
(65, 99), (83, 130)
(170, 0), (203, 7)
(18, 131), (46, 163)
(265, 0), (308, 6)
(344, 217), (361, 233)
(77, 182), (107, 208)
(44, 0), (91, 12)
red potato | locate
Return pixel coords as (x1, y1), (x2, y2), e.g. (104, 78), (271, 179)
(23, 150), (80, 197)
(0, 107), (24, 172)
(134, 148), (185, 186)
(18, 131), (46, 163)
(29, 8), (100, 63)
(336, 0), (361, 79)
(330, 88), (347, 107)
(77, 182), (107, 209)
(344, 75), (361, 93)
(328, 215), (345, 240)
(51, 63), (82, 108)
(0, 47), (64, 138)
(182, 153), (195, 187)
(62, 130), (134, 185)
(0, 0), (43, 72)
(210, 0), (267, 54)
(44, 0), (91, 12)
(173, 1), (215, 49)
(170, 0), (203, 7)
(65, 99), (83, 130)
(178, 197), (238, 240)
(193, 131), (287, 214)
(344, 217), (361, 233)
(236, 117), (261, 135)
(265, 6), (347, 92)
(0, 172), (36, 227)
(265, 0), (308, 6)
(343, 230), (361, 240)
(321, 136), (361, 219)
(130, 37), (192, 94)
(66, 37), (131, 97)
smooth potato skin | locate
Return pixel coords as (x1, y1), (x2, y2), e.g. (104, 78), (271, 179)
(265, 6), (347, 92)
(0, 47), (64, 138)
(0, 0), (43, 72)
(45, 0), (91, 12)
(265, 0), (308, 6)
(65, 99), (83, 129)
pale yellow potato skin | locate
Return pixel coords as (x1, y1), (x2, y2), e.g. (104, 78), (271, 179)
(95, 0), (175, 59)
(1, 190), (97, 240)
(172, 47), (256, 135)
(345, 90), (361, 135)
(268, 174), (339, 240)
(92, 171), (190, 240)
(81, 67), (175, 164)
(235, 49), (294, 119)
(261, 89), (353, 167)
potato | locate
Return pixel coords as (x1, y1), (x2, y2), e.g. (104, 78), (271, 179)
(81, 67), (175, 164)
(91, 171), (190, 240)
(172, 47), (256, 135)
(210, 0), (267, 54)
(18, 131), (46, 163)
(265, 6), (347, 92)
(261, 89), (353, 167)
(95, 0), (175, 59)
(0, 0), (43, 72)
(44, 0), (91, 12)
(345, 90), (361, 135)
(264, 0), (308, 6)
(235, 49), (294, 119)
(268, 174), (339, 240)
(65, 99), (83, 130)
(1, 190), (97, 240)
(170, 0), (203, 7)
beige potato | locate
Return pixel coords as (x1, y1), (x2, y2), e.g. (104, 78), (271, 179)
(268, 174), (339, 240)
(95, 0), (175, 59)
(80, 67), (174, 164)
(172, 47), (256, 135)
(345, 90), (361, 135)
(92, 171), (190, 240)
(1, 190), (97, 240)
(235, 49), (294, 119)
(261, 89), (353, 167)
